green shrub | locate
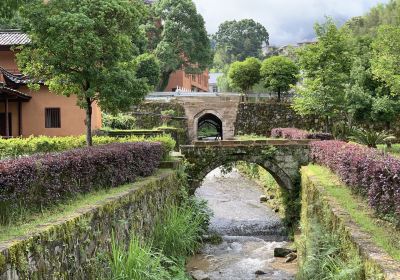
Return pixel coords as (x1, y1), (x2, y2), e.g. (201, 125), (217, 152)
(350, 128), (395, 148)
(0, 134), (176, 160)
(102, 113), (136, 130)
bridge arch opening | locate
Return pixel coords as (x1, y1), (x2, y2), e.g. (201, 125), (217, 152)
(196, 113), (223, 140)
(196, 160), (299, 228)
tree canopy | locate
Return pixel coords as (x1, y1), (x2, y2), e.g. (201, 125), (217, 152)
(260, 56), (298, 102)
(17, 0), (151, 145)
(149, 0), (213, 90)
(134, 53), (160, 90)
(346, 0), (400, 37)
(371, 25), (400, 96)
(293, 18), (352, 131)
(228, 57), (261, 94)
(213, 19), (269, 69)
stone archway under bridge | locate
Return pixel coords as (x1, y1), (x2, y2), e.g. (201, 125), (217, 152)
(180, 139), (312, 192)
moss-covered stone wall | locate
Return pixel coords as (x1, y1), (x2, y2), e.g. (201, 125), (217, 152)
(299, 166), (400, 279)
(235, 103), (324, 136)
(0, 170), (182, 280)
(131, 101), (189, 145)
(235, 102), (400, 138)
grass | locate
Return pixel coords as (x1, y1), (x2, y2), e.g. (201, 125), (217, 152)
(378, 143), (400, 157)
(110, 234), (173, 280)
(109, 188), (211, 280)
(151, 194), (211, 259)
(307, 165), (400, 261)
(0, 170), (172, 243)
(297, 216), (363, 280)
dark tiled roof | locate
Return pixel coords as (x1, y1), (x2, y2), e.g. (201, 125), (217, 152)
(0, 30), (31, 46)
(0, 67), (30, 86)
(0, 82), (31, 101)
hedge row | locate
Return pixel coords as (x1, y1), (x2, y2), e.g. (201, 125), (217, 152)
(271, 128), (333, 141)
(0, 134), (175, 160)
(0, 142), (163, 216)
(310, 140), (400, 225)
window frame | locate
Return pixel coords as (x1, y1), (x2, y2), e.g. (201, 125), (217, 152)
(45, 107), (61, 128)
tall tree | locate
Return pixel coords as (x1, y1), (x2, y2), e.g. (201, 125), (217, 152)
(0, 0), (33, 29)
(213, 19), (269, 67)
(17, 0), (150, 146)
(371, 25), (400, 96)
(149, 0), (213, 90)
(293, 18), (352, 132)
(228, 57), (261, 96)
(260, 56), (298, 102)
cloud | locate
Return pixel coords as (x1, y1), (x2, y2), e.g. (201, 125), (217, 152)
(193, 0), (389, 46)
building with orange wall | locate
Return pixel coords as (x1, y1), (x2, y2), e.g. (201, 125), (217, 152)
(165, 69), (209, 92)
(0, 30), (102, 138)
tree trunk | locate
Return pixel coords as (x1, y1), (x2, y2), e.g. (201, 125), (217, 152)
(86, 98), (93, 146)
(386, 121), (392, 149)
(277, 88), (281, 103)
(325, 116), (329, 133)
(158, 71), (172, 92)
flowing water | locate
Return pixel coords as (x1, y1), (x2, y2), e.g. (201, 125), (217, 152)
(186, 168), (297, 280)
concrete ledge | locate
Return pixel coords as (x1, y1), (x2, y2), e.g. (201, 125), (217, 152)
(301, 166), (400, 280)
(186, 139), (316, 148)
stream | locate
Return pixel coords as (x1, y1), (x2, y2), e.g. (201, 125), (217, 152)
(186, 168), (297, 280)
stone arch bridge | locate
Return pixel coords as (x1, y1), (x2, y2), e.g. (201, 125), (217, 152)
(181, 139), (312, 192)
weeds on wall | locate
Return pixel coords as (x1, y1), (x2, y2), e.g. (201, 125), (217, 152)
(108, 186), (212, 280)
(296, 217), (363, 280)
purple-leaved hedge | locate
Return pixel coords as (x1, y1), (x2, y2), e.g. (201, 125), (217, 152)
(271, 128), (333, 141)
(311, 140), (400, 225)
(0, 142), (163, 213)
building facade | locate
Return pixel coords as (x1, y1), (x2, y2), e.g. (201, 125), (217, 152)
(165, 69), (209, 92)
(0, 30), (102, 138)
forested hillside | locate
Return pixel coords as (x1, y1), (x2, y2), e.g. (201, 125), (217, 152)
(346, 0), (400, 35)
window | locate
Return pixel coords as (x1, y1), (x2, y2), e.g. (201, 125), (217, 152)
(45, 108), (61, 128)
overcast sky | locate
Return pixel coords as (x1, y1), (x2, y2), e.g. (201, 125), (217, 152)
(192, 0), (389, 46)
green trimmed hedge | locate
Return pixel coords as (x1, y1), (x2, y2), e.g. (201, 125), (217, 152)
(0, 134), (176, 160)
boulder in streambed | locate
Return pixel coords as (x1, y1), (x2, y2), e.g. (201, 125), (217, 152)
(190, 270), (210, 280)
(274, 247), (296, 257)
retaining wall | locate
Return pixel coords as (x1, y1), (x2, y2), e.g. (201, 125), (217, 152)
(0, 169), (182, 280)
(300, 166), (400, 280)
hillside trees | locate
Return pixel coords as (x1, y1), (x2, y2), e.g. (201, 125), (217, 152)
(17, 0), (151, 146)
(260, 56), (298, 102)
(293, 19), (352, 132)
(149, 0), (213, 90)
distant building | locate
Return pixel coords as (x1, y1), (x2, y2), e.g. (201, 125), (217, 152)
(144, 0), (209, 93)
(208, 73), (223, 93)
(0, 30), (102, 138)
(165, 70), (210, 93)
(262, 39), (318, 58)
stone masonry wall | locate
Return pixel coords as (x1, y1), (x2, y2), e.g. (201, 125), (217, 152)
(131, 101), (189, 145)
(235, 102), (325, 136)
(300, 166), (400, 279)
(235, 102), (400, 138)
(0, 170), (182, 280)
